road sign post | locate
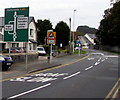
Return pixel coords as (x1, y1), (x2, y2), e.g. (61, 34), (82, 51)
(4, 7), (29, 71)
(77, 40), (81, 56)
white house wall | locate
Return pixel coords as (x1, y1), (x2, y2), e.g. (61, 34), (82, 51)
(28, 20), (37, 52)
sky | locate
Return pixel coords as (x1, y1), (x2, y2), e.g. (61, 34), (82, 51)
(0, 0), (111, 30)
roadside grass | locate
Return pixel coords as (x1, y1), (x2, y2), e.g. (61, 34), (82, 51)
(74, 50), (86, 54)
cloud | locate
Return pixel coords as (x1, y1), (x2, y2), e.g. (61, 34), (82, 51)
(0, 0), (111, 29)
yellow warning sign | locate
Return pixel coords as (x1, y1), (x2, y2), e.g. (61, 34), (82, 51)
(47, 32), (56, 44)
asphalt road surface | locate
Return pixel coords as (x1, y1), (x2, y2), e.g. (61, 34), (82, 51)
(2, 49), (119, 99)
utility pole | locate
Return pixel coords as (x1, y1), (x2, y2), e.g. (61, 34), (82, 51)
(69, 18), (72, 54)
(72, 9), (76, 54)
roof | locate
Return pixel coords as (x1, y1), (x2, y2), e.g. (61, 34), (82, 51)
(29, 17), (36, 24)
(86, 34), (96, 39)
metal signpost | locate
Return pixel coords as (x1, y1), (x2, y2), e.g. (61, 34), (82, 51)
(77, 40), (81, 56)
(47, 30), (56, 64)
(4, 7), (29, 70)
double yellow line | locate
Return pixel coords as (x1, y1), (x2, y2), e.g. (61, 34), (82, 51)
(105, 78), (120, 99)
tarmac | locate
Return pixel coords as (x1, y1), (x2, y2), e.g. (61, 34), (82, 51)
(1, 51), (119, 99)
(1, 53), (88, 80)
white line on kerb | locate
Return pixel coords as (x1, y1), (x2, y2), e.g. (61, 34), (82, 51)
(63, 72), (80, 80)
(85, 66), (93, 71)
(7, 83), (51, 100)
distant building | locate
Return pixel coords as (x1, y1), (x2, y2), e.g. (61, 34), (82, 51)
(0, 17), (37, 52)
(84, 34), (96, 45)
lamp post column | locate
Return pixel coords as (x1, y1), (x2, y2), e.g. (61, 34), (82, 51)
(72, 9), (76, 54)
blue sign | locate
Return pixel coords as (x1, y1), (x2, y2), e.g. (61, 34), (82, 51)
(77, 40), (81, 44)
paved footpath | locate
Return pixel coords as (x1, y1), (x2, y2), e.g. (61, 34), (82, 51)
(1, 53), (88, 80)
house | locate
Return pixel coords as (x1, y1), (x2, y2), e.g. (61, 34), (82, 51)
(84, 33), (96, 45)
(0, 17), (37, 52)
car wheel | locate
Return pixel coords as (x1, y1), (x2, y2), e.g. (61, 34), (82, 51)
(2, 66), (9, 71)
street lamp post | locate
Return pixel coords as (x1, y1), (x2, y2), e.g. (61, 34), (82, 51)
(72, 9), (76, 54)
(69, 18), (72, 54)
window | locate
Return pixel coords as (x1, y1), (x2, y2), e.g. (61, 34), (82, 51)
(0, 27), (2, 32)
(30, 29), (33, 37)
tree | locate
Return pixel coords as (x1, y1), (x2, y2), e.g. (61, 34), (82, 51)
(96, 1), (120, 47)
(36, 19), (52, 45)
(54, 21), (70, 47)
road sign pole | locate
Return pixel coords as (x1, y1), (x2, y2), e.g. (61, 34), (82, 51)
(8, 42), (11, 57)
(79, 47), (80, 56)
(50, 44), (52, 64)
(25, 42), (28, 71)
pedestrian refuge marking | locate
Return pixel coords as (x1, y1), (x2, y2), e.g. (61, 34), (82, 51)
(10, 72), (68, 83)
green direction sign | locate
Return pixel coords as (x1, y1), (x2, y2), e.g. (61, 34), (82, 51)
(4, 7), (29, 42)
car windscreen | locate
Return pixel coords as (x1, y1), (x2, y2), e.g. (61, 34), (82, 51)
(37, 48), (44, 51)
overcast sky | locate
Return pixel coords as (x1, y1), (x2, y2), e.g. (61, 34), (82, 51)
(0, 0), (111, 30)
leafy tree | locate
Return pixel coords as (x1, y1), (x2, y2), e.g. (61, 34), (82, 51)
(96, 1), (120, 47)
(36, 19), (52, 45)
(54, 21), (70, 47)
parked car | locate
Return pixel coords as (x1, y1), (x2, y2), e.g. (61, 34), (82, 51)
(0, 54), (13, 71)
(2, 47), (26, 53)
(36, 46), (46, 56)
(75, 47), (81, 50)
(51, 50), (56, 57)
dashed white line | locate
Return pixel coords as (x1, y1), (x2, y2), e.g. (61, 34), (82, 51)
(101, 59), (105, 62)
(98, 57), (101, 62)
(94, 62), (101, 66)
(63, 72), (80, 80)
(7, 83), (51, 99)
(85, 66), (93, 71)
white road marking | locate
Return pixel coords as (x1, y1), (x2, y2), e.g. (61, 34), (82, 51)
(7, 83), (51, 99)
(85, 66), (93, 71)
(30, 73), (68, 77)
(91, 53), (104, 56)
(27, 77), (57, 83)
(10, 73), (68, 83)
(98, 57), (101, 62)
(63, 72), (80, 80)
(104, 55), (118, 58)
(10, 77), (32, 82)
(101, 59), (106, 62)
(88, 58), (95, 60)
(94, 62), (100, 66)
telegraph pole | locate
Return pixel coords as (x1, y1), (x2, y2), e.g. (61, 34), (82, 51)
(72, 9), (76, 54)
(69, 18), (72, 54)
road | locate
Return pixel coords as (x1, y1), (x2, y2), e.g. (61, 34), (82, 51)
(1, 49), (119, 99)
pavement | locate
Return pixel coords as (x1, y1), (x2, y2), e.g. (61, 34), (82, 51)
(1, 53), (88, 80)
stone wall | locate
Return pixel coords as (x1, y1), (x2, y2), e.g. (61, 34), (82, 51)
(4, 53), (38, 64)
